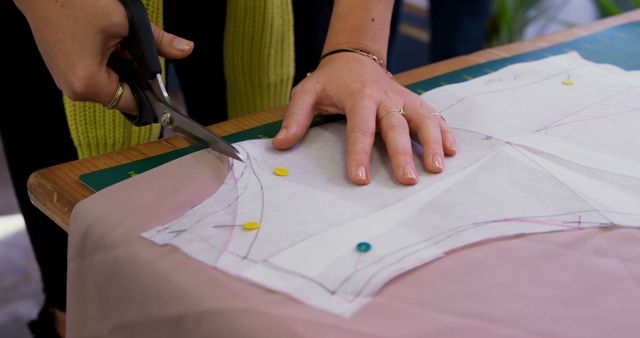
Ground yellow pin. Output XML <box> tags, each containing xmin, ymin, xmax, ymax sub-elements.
<box><xmin>273</xmin><ymin>167</ymin><xmax>289</xmax><ymax>176</ymax></box>
<box><xmin>562</xmin><ymin>79</ymin><xmax>574</xmax><ymax>86</ymax></box>
<box><xmin>242</xmin><ymin>222</ymin><xmax>261</xmax><ymax>231</ymax></box>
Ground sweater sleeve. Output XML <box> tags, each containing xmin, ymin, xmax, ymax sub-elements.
<box><xmin>224</xmin><ymin>0</ymin><xmax>294</xmax><ymax>119</ymax></box>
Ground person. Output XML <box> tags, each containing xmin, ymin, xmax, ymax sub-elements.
<box><xmin>16</xmin><ymin>0</ymin><xmax>456</xmax><ymax>183</ymax></box>
<box><xmin>6</xmin><ymin>0</ymin><xmax>456</xmax><ymax>336</ymax></box>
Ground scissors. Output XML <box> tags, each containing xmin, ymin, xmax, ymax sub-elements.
<box><xmin>108</xmin><ymin>0</ymin><xmax>243</xmax><ymax>162</ymax></box>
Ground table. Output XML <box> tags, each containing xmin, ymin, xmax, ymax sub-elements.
<box><xmin>27</xmin><ymin>10</ymin><xmax>640</xmax><ymax>231</ymax></box>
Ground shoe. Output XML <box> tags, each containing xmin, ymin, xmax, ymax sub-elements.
<box><xmin>28</xmin><ymin>306</ymin><xmax>62</xmax><ymax>338</ymax></box>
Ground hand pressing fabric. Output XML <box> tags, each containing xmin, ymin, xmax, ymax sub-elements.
<box><xmin>273</xmin><ymin>0</ymin><xmax>456</xmax><ymax>185</ymax></box>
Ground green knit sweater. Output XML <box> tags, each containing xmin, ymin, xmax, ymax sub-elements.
<box><xmin>65</xmin><ymin>0</ymin><xmax>294</xmax><ymax>159</ymax></box>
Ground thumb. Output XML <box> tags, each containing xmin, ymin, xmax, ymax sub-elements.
<box><xmin>272</xmin><ymin>86</ymin><xmax>317</xmax><ymax>150</ymax></box>
<box><xmin>151</xmin><ymin>24</ymin><xmax>194</xmax><ymax>59</ymax></box>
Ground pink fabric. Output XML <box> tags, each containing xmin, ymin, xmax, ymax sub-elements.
<box><xmin>68</xmin><ymin>150</ymin><xmax>640</xmax><ymax>338</ymax></box>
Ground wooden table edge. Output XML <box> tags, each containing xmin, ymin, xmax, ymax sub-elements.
<box><xmin>27</xmin><ymin>10</ymin><xmax>640</xmax><ymax>231</ymax></box>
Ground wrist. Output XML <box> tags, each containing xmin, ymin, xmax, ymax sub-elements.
<box><xmin>322</xmin><ymin>41</ymin><xmax>387</xmax><ymax>62</ymax></box>
<box><xmin>320</xmin><ymin>47</ymin><xmax>392</xmax><ymax>78</ymax></box>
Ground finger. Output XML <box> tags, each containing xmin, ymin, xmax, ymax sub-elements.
<box><xmin>379</xmin><ymin>109</ymin><xmax>418</xmax><ymax>185</ymax></box>
<box><xmin>64</xmin><ymin>60</ymin><xmax>138</xmax><ymax>113</ymax></box>
<box><xmin>346</xmin><ymin>101</ymin><xmax>377</xmax><ymax>185</ymax></box>
<box><xmin>272</xmin><ymin>84</ymin><xmax>317</xmax><ymax>150</ymax></box>
<box><xmin>440</xmin><ymin>118</ymin><xmax>457</xmax><ymax>156</ymax></box>
<box><xmin>405</xmin><ymin>100</ymin><xmax>445</xmax><ymax>173</ymax></box>
<box><xmin>151</xmin><ymin>24</ymin><xmax>194</xmax><ymax>59</ymax></box>
<box><xmin>100</xmin><ymin>67</ymin><xmax>137</xmax><ymax>113</ymax></box>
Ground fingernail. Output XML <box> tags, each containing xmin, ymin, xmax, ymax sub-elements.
<box><xmin>172</xmin><ymin>37</ymin><xmax>193</xmax><ymax>52</ymax></box>
<box><xmin>355</xmin><ymin>165</ymin><xmax>367</xmax><ymax>182</ymax></box>
<box><xmin>275</xmin><ymin>127</ymin><xmax>288</xmax><ymax>139</ymax></box>
<box><xmin>403</xmin><ymin>165</ymin><xmax>417</xmax><ymax>182</ymax></box>
<box><xmin>432</xmin><ymin>155</ymin><xmax>443</xmax><ymax>171</ymax></box>
<box><xmin>448</xmin><ymin>143</ymin><xmax>457</xmax><ymax>152</ymax></box>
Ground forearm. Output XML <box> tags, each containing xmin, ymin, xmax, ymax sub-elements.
<box><xmin>322</xmin><ymin>0</ymin><xmax>395</xmax><ymax>59</ymax></box>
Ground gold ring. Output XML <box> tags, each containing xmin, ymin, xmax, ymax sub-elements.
<box><xmin>103</xmin><ymin>81</ymin><xmax>125</xmax><ymax>109</ymax></box>
<box><xmin>431</xmin><ymin>112</ymin><xmax>446</xmax><ymax>122</ymax></box>
<box><xmin>378</xmin><ymin>108</ymin><xmax>406</xmax><ymax>122</ymax></box>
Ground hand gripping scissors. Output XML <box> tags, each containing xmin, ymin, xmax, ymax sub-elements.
<box><xmin>109</xmin><ymin>0</ymin><xmax>243</xmax><ymax>162</ymax></box>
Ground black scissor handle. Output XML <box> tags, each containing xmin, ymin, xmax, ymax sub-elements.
<box><xmin>108</xmin><ymin>54</ymin><xmax>157</xmax><ymax>126</ymax></box>
<box><xmin>118</xmin><ymin>0</ymin><xmax>161</xmax><ymax>80</ymax></box>
<box><xmin>107</xmin><ymin>0</ymin><xmax>161</xmax><ymax>125</ymax></box>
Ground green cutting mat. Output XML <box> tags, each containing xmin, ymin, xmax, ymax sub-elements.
<box><xmin>80</xmin><ymin>21</ymin><xmax>640</xmax><ymax>191</ymax></box>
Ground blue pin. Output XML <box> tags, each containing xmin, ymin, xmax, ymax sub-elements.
<box><xmin>356</xmin><ymin>241</ymin><xmax>372</xmax><ymax>253</ymax></box>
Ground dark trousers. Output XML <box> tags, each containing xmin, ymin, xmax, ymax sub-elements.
<box><xmin>430</xmin><ymin>0</ymin><xmax>494</xmax><ymax>62</ymax></box>
<box><xmin>1</xmin><ymin>2</ymin><xmax>76</xmax><ymax>311</ymax></box>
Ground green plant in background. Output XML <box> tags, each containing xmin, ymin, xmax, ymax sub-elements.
<box><xmin>594</xmin><ymin>0</ymin><xmax>640</xmax><ymax>16</ymax></box>
<box><xmin>487</xmin><ymin>0</ymin><xmax>548</xmax><ymax>46</ymax></box>
<box><xmin>487</xmin><ymin>0</ymin><xmax>640</xmax><ymax>47</ymax></box>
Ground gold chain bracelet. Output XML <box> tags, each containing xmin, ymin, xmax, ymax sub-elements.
<box><xmin>320</xmin><ymin>48</ymin><xmax>393</xmax><ymax>78</ymax></box>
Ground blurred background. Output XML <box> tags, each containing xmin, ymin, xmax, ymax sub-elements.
<box><xmin>390</xmin><ymin>0</ymin><xmax>639</xmax><ymax>72</ymax></box>
<box><xmin>1</xmin><ymin>0</ymin><xmax>638</xmax><ymax>336</ymax></box>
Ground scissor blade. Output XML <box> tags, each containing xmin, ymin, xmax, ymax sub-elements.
<box><xmin>170</xmin><ymin>111</ymin><xmax>244</xmax><ymax>162</ymax></box>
